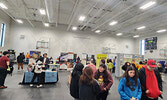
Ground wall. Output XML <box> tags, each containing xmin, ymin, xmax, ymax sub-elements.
<box><xmin>135</xmin><ymin>33</ymin><xmax>167</xmax><ymax>59</ymax></box>
<box><xmin>8</xmin><ymin>20</ymin><xmax>136</xmax><ymax>58</ymax></box>
<box><xmin>0</xmin><ymin>9</ymin><xmax>11</xmax><ymax>51</ymax></box>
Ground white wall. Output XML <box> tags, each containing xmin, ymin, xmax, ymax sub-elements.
<box><xmin>135</xmin><ymin>33</ymin><xmax>167</xmax><ymax>59</ymax></box>
<box><xmin>8</xmin><ymin>20</ymin><xmax>136</xmax><ymax>58</ymax></box>
<box><xmin>0</xmin><ymin>9</ymin><xmax>11</xmax><ymax>51</ymax></box>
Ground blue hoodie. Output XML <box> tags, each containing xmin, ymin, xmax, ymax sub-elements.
<box><xmin>118</xmin><ymin>77</ymin><xmax>142</xmax><ymax>100</ymax></box>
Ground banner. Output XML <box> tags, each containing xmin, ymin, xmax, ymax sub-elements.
<box><xmin>96</xmin><ymin>54</ymin><xmax>107</xmax><ymax>68</ymax></box>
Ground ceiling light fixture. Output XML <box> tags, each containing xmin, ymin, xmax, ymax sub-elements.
<box><xmin>95</xmin><ymin>30</ymin><xmax>101</xmax><ymax>33</ymax></box>
<box><xmin>140</xmin><ymin>1</ymin><xmax>156</xmax><ymax>10</ymax></box>
<box><xmin>72</xmin><ymin>26</ymin><xmax>77</xmax><ymax>31</ymax></box>
<box><xmin>16</xmin><ymin>19</ymin><xmax>23</xmax><ymax>24</ymax></box>
<box><xmin>0</xmin><ymin>2</ymin><xmax>8</xmax><ymax>9</ymax></box>
<box><xmin>44</xmin><ymin>23</ymin><xmax>49</xmax><ymax>27</ymax></box>
<box><xmin>79</xmin><ymin>16</ymin><xmax>86</xmax><ymax>21</ymax></box>
<box><xmin>116</xmin><ymin>33</ymin><xmax>123</xmax><ymax>36</ymax></box>
<box><xmin>39</xmin><ymin>9</ymin><xmax>46</xmax><ymax>15</ymax></box>
<box><xmin>109</xmin><ymin>21</ymin><xmax>118</xmax><ymax>26</ymax></box>
<box><xmin>157</xmin><ymin>29</ymin><xmax>166</xmax><ymax>33</ymax></box>
<box><xmin>137</xmin><ymin>26</ymin><xmax>146</xmax><ymax>30</ymax></box>
<box><xmin>133</xmin><ymin>35</ymin><xmax>140</xmax><ymax>38</ymax></box>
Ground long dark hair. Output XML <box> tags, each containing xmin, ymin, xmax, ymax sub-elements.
<box><xmin>72</xmin><ymin>63</ymin><xmax>84</xmax><ymax>78</ymax></box>
<box><xmin>123</xmin><ymin>66</ymin><xmax>138</xmax><ymax>90</ymax></box>
<box><xmin>80</xmin><ymin>67</ymin><xmax>94</xmax><ymax>85</ymax></box>
<box><xmin>95</xmin><ymin>64</ymin><xmax>109</xmax><ymax>83</ymax></box>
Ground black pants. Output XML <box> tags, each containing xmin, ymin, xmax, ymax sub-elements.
<box><xmin>96</xmin><ymin>90</ymin><xmax>109</xmax><ymax>100</ymax></box>
<box><xmin>31</xmin><ymin>73</ymin><xmax>41</xmax><ymax>85</ymax></box>
<box><xmin>0</xmin><ymin>67</ymin><xmax>7</xmax><ymax>86</ymax></box>
<box><xmin>145</xmin><ymin>97</ymin><xmax>158</xmax><ymax>100</ymax></box>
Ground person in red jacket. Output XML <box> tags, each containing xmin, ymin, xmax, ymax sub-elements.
<box><xmin>138</xmin><ymin>59</ymin><xmax>163</xmax><ymax>100</ymax></box>
<box><xmin>94</xmin><ymin>64</ymin><xmax>113</xmax><ymax>100</ymax></box>
<box><xmin>0</xmin><ymin>51</ymin><xmax>10</xmax><ymax>89</ymax></box>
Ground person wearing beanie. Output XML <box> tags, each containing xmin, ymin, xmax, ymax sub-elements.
<box><xmin>0</xmin><ymin>51</ymin><xmax>10</xmax><ymax>89</ymax></box>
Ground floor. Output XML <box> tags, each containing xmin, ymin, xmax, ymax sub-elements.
<box><xmin>0</xmin><ymin>64</ymin><xmax>167</xmax><ymax>100</ymax></box>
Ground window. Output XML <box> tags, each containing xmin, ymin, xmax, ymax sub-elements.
<box><xmin>0</xmin><ymin>23</ymin><xmax>6</xmax><ymax>47</ymax></box>
<box><xmin>140</xmin><ymin>39</ymin><xmax>145</xmax><ymax>55</ymax></box>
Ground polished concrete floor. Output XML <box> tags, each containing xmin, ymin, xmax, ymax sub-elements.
<box><xmin>0</xmin><ymin>64</ymin><xmax>167</xmax><ymax>100</ymax></box>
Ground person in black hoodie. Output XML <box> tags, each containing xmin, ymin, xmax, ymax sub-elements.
<box><xmin>17</xmin><ymin>53</ymin><xmax>25</xmax><ymax>71</ymax></box>
<box><xmin>70</xmin><ymin>63</ymin><xmax>84</xmax><ymax>100</ymax></box>
<box><xmin>122</xmin><ymin>62</ymin><xmax>130</xmax><ymax>71</ymax></box>
<box><xmin>79</xmin><ymin>67</ymin><xmax>101</xmax><ymax>100</ymax></box>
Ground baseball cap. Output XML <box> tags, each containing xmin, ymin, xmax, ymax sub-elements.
<box><xmin>147</xmin><ymin>59</ymin><xmax>157</xmax><ymax>67</ymax></box>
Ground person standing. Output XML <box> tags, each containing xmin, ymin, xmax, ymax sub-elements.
<box><xmin>107</xmin><ymin>59</ymin><xmax>113</xmax><ymax>73</ymax></box>
<box><xmin>17</xmin><ymin>53</ymin><xmax>25</xmax><ymax>71</ymax></box>
<box><xmin>118</xmin><ymin>66</ymin><xmax>142</xmax><ymax>100</ymax></box>
<box><xmin>0</xmin><ymin>51</ymin><xmax>10</xmax><ymax>89</ymax></box>
<box><xmin>70</xmin><ymin>63</ymin><xmax>84</xmax><ymax>100</ymax></box>
<box><xmin>87</xmin><ymin>59</ymin><xmax>97</xmax><ymax>76</ymax></box>
<box><xmin>94</xmin><ymin>64</ymin><xmax>113</xmax><ymax>100</ymax></box>
<box><xmin>36</xmin><ymin>53</ymin><xmax>50</xmax><ymax>69</ymax></box>
<box><xmin>138</xmin><ymin>59</ymin><xmax>163</xmax><ymax>100</ymax></box>
<box><xmin>79</xmin><ymin>67</ymin><xmax>101</xmax><ymax>100</ymax></box>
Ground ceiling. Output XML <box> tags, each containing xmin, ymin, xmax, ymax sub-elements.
<box><xmin>1</xmin><ymin>0</ymin><xmax>167</xmax><ymax>37</ymax></box>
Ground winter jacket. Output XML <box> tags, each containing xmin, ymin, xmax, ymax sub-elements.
<box><xmin>118</xmin><ymin>77</ymin><xmax>142</xmax><ymax>100</ymax></box>
<box><xmin>138</xmin><ymin>67</ymin><xmax>163</xmax><ymax>99</ymax></box>
<box><xmin>17</xmin><ymin>55</ymin><xmax>25</xmax><ymax>63</ymax></box>
<box><xmin>79</xmin><ymin>80</ymin><xmax>101</xmax><ymax>100</ymax></box>
<box><xmin>70</xmin><ymin>63</ymin><xmax>84</xmax><ymax>99</ymax></box>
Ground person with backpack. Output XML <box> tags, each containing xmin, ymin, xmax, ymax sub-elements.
<box><xmin>70</xmin><ymin>63</ymin><xmax>84</xmax><ymax>100</ymax></box>
<box><xmin>94</xmin><ymin>64</ymin><xmax>113</xmax><ymax>100</ymax></box>
<box><xmin>79</xmin><ymin>67</ymin><xmax>101</xmax><ymax>100</ymax></box>
<box><xmin>118</xmin><ymin>66</ymin><xmax>142</xmax><ymax>100</ymax></box>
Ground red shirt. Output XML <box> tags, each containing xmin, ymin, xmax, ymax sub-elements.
<box><xmin>144</xmin><ymin>66</ymin><xmax>161</xmax><ymax>98</ymax></box>
<box><xmin>0</xmin><ymin>56</ymin><xmax>9</xmax><ymax>69</ymax></box>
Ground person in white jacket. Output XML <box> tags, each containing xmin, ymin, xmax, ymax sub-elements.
<box><xmin>29</xmin><ymin>57</ymin><xmax>43</xmax><ymax>88</ymax></box>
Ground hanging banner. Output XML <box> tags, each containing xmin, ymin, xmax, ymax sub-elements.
<box><xmin>96</xmin><ymin>54</ymin><xmax>107</xmax><ymax>68</ymax></box>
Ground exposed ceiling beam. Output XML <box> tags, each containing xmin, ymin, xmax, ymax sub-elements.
<box><xmin>44</xmin><ymin>0</ymin><xmax>54</xmax><ymax>23</ymax></box>
<box><xmin>80</xmin><ymin>0</ymin><xmax>114</xmax><ymax>30</ymax></box>
<box><xmin>91</xmin><ymin>0</ymin><xmax>144</xmax><ymax>31</ymax></box>
<box><xmin>67</xmin><ymin>0</ymin><xmax>81</xmax><ymax>31</ymax></box>
<box><xmin>55</xmin><ymin>0</ymin><xmax>60</xmax><ymax>27</ymax></box>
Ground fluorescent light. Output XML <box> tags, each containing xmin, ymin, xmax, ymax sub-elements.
<box><xmin>44</xmin><ymin>23</ymin><xmax>49</xmax><ymax>27</ymax></box>
<box><xmin>79</xmin><ymin>16</ymin><xmax>86</xmax><ymax>21</ymax></box>
<box><xmin>109</xmin><ymin>21</ymin><xmax>118</xmax><ymax>26</ymax></box>
<box><xmin>16</xmin><ymin>19</ymin><xmax>23</xmax><ymax>24</ymax></box>
<box><xmin>0</xmin><ymin>2</ymin><xmax>8</xmax><ymax>9</ymax></box>
<box><xmin>137</xmin><ymin>26</ymin><xmax>146</xmax><ymax>30</ymax></box>
<box><xmin>133</xmin><ymin>35</ymin><xmax>140</xmax><ymax>38</ymax></box>
<box><xmin>140</xmin><ymin>1</ymin><xmax>156</xmax><ymax>10</ymax></box>
<box><xmin>157</xmin><ymin>29</ymin><xmax>166</xmax><ymax>33</ymax></box>
<box><xmin>116</xmin><ymin>33</ymin><xmax>123</xmax><ymax>36</ymax></box>
<box><xmin>72</xmin><ymin>26</ymin><xmax>77</xmax><ymax>31</ymax></box>
<box><xmin>95</xmin><ymin>30</ymin><xmax>101</xmax><ymax>33</ymax></box>
<box><xmin>39</xmin><ymin>9</ymin><xmax>46</xmax><ymax>15</ymax></box>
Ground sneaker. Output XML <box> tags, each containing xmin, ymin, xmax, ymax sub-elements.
<box><xmin>37</xmin><ymin>85</ymin><xmax>42</xmax><ymax>88</ymax></box>
<box><xmin>30</xmin><ymin>84</ymin><xmax>33</xmax><ymax>87</ymax></box>
<box><xmin>0</xmin><ymin>86</ymin><xmax>7</xmax><ymax>89</ymax></box>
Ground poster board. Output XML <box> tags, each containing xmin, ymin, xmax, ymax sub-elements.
<box><xmin>96</xmin><ymin>54</ymin><xmax>107</xmax><ymax>68</ymax></box>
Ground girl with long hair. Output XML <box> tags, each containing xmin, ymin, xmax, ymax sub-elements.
<box><xmin>79</xmin><ymin>67</ymin><xmax>101</xmax><ymax>100</ymax></box>
<box><xmin>94</xmin><ymin>64</ymin><xmax>113</xmax><ymax>100</ymax></box>
<box><xmin>118</xmin><ymin>66</ymin><xmax>142</xmax><ymax>100</ymax></box>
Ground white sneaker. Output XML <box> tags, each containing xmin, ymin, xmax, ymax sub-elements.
<box><xmin>30</xmin><ymin>84</ymin><xmax>33</xmax><ymax>87</ymax></box>
<box><xmin>37</xmin><ymin>84</ymin><xmax>42</xmax><ymax>88</ymax></box>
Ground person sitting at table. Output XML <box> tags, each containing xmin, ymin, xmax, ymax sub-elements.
<box><xmin>27</xmin><ymin>56</ymin><xmax>36</xmax><ymax>72</ymax></box>
<box><xmin>30</xmin><ymin>61</ymin><xmax>43</xmax><ymax>88</ymax></box>
<box><xmin>36</xmin><ymin>53</ymin><xmax>50</xmax><ymax>70</ymax></box>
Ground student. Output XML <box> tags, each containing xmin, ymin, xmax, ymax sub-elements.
<box><xmin>0</xmin><ymin>51</ymin><xmax>10</xmax><ymax>89</ymax></box>
<box><xmin>79</xmin><ymin>67</ymin><xmax>101</xmax><ymax>100</ymax></box>
<box><xmin>17</xmin><ymin>53</ymin><xmax>25</xmax><ymax>71</ymax></box>
<box><xmin>118</xmin><ymin>66</ymin><xmax>142</xmax><ymax>100</ymax></box>
<box><xmin>30</xmin><ymin>61</ymin><xmax>43</xmax><ymax>88</ymax></box>
<box><xmin>122</xmin><ymin>62</ymin><xmax>130</xmax><ymax>71</ymax></box>
<box><xmin>87</xmin><ymin>59</ymin><xmax>97</xmax><ymax>76</ymax></box>
<box><xmin>138</xmin><ymin>59</ymin><xmax>163</xmax><ymax>100</ymax></box>
<box><xmin>107</xmin><ymin>59</ymin><xmax>113</xmax><ymax>73</ymax></box>
<box><xmin>137</xmin><ymin>61</ymin><xmax>143</xmax><ymax>70</ymax></box>
<box><xmin>70</xmin><ymin>63</ymin><xmax>84</xmax><ymax>100</ymax></box>
<box><xmin>94</xmin><ymin>64</ymin><xmax>113</xmax><ymax>100</ymax></box>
